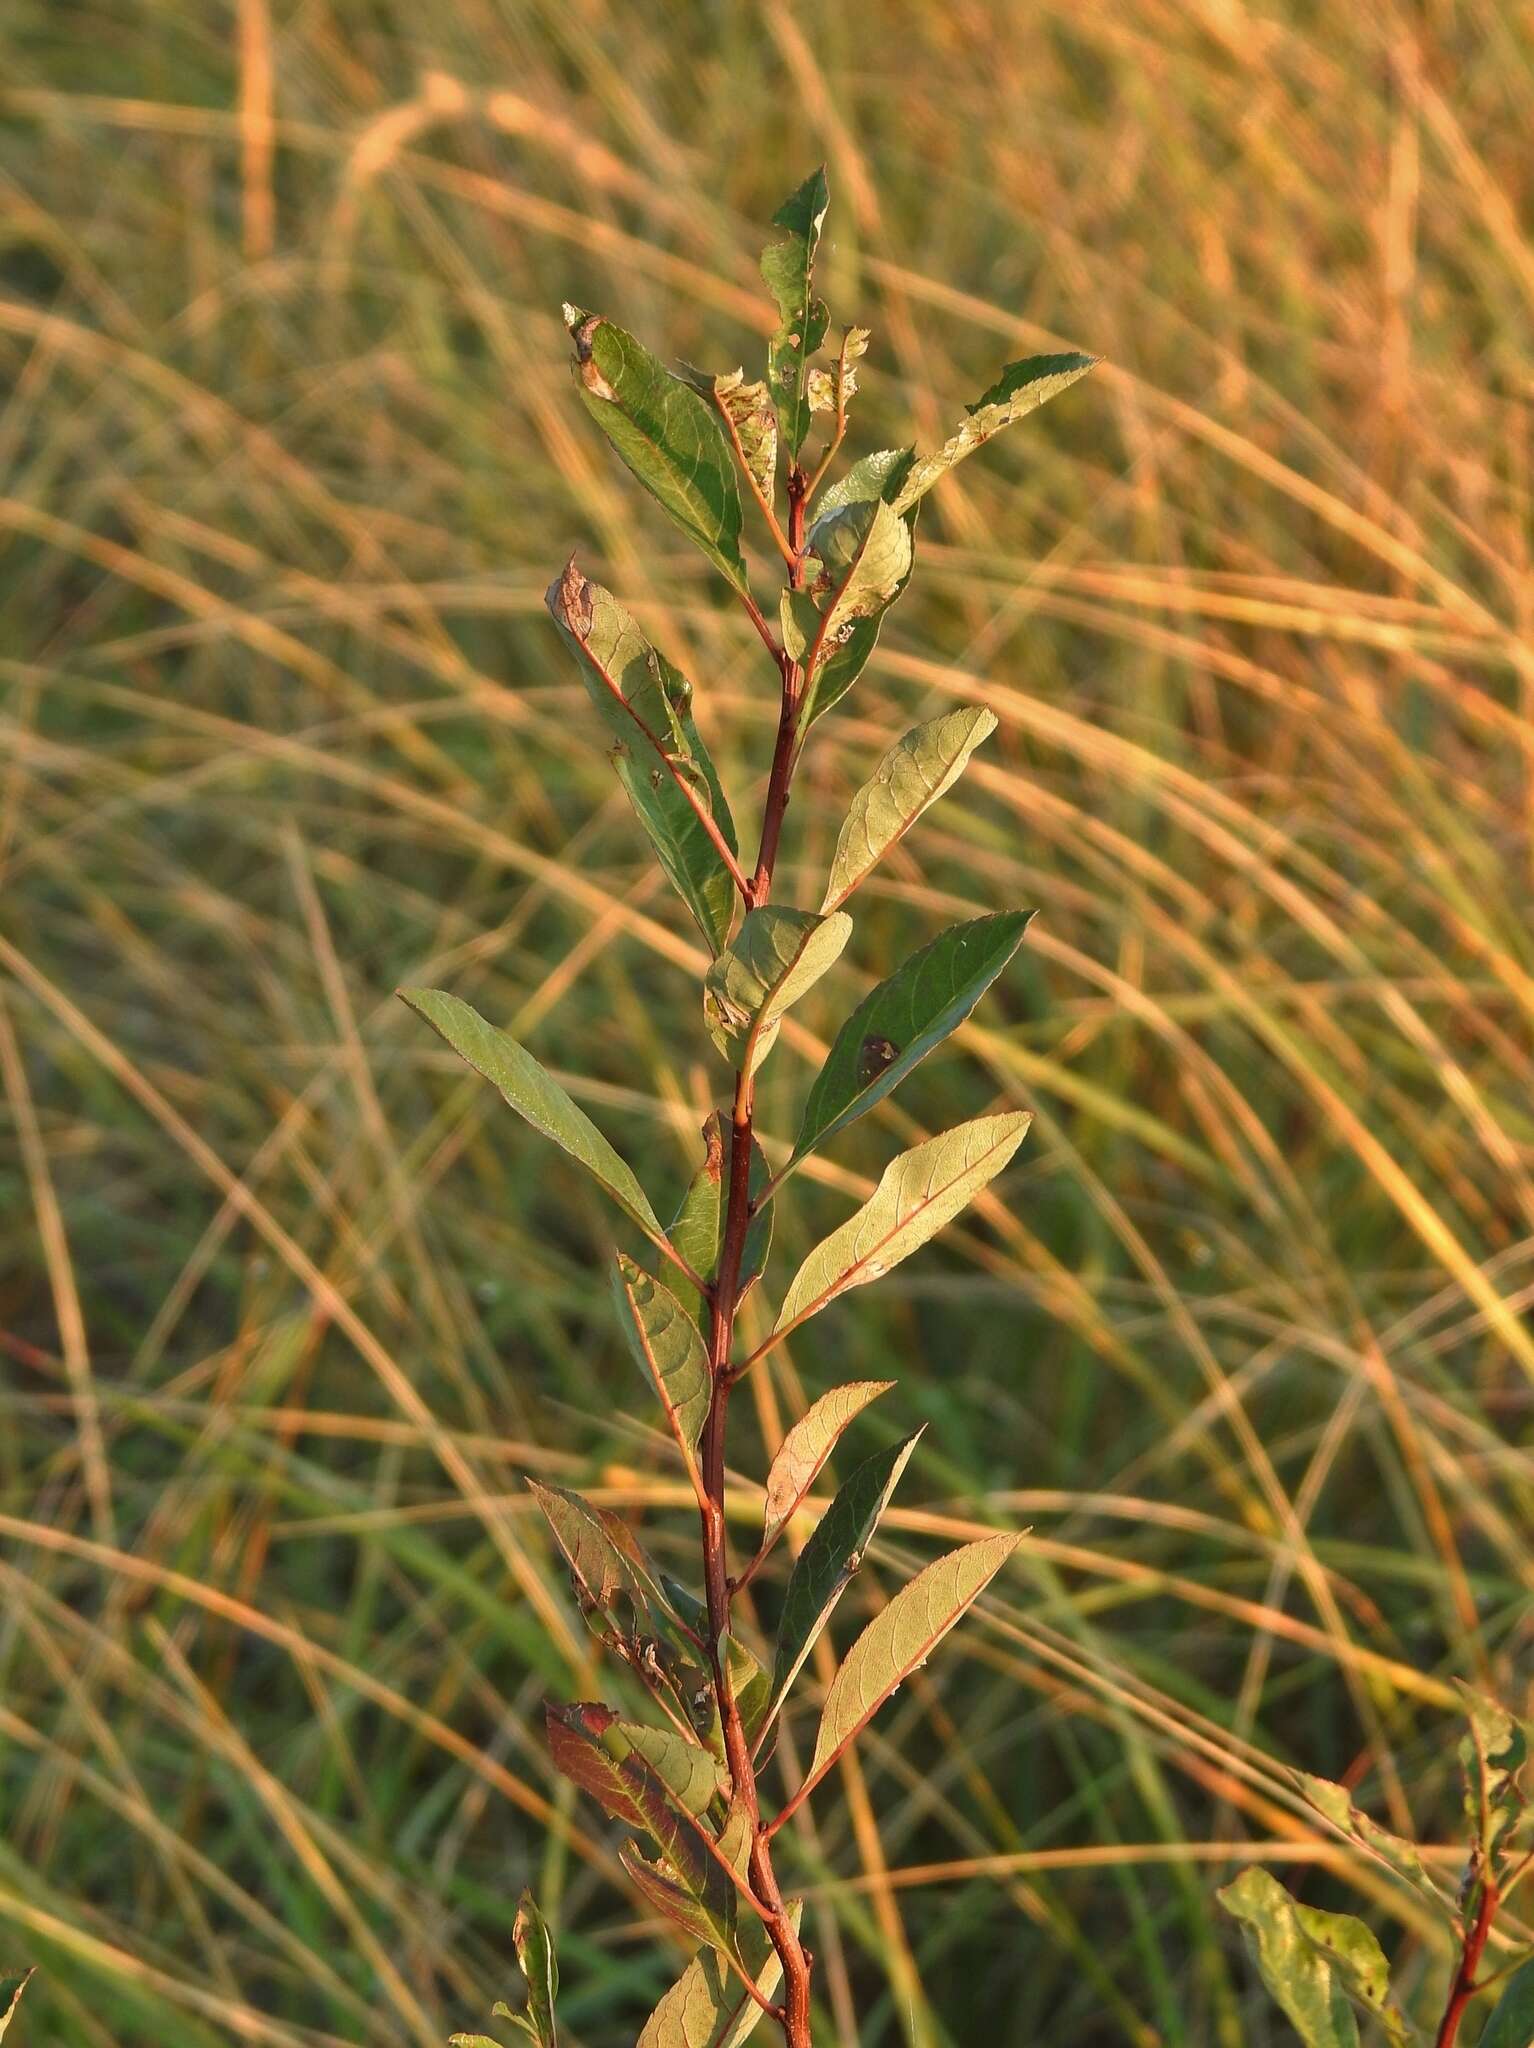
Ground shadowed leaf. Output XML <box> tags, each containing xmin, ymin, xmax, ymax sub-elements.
<box><xmin>793</xmin><ymin>914</ymin><xmax>1033</xmax><ymax>1165</ymax></box>
<box><xmin>1457</xmin><ymin>1685</ymin><xmax>1528</xmax><ymax>1864</ymax></box>
<box><xmin>668</xmin><ymin>1114</ymin><xmax>773</xmax><ymax>1325</ymax></box>
<box><xmin>527</xmin><ymin>1481</ymin><xmax>652</xmax><ymax>1630</ymax></box>
<box><xmin>774</xmin><ymin>1113</ymin><xmax>1032</xmax><ymax>1335</ymax></box>
<box><xmin>564</xmin><ymin>308</ymin><xmax>748</xmax><ymax>592</ymax></box>
<box><xmin>890</xmin><ymin>352</ymin><xmax>1098</xmax><ymax>512</ymax></box>
<box><xmin>511</xmin><ymin>1890</ymin><xmax>558</xmax><ymax>2048</ymax></box>
<box><xmin>399</xmin><ymin>989</ymin><xmax>663</xmax><ymax>1238</ymax></box>
<box><xmin>638</xmin><ymin>1905</ymin><xmax>802</xmax><ymax>2048</ymax></box>
<box><xmin>680</xmin><ymin>365</ymin><xmax>778</xmax><ymax>505</ymax></box>
<box><xmin>546</xmin><ymin>563</ymin><xmax>740</xmax><ymax>953</ymax></box>
<box><xmin>762</xmin><ymin>1380</ymin><xmax>895</xmax><ymax>1547</ymax></box>
<box><xmin>821</xmin><ymin>707</ymin><xmax>998</xmax><ymax>910</ymax></box>
<box><xmin>612</xmin><ymin>1255</ymin><xmax>710</xmax><ymax>1473</ymax></box>
<box><xmin>609</xmin><ymin>1719</ymin><xmax>725</xmax><ymax>1819</ymax></box>
<box><xmin>0</xmin><ymin>1974</ymin><xmax>31</xmax><ymax>2043</ymax></box>
<box><xmin>1481</xmin><ymin>1957</ymin><xmax>1534</xmax><ymax>2048</ymax></box>
<box><xmin>703</xmin><ymin>907</ymin><xmax>852</xmax><ymax>1073</ymax></box>
<box><xmin>761</xmin><ymin>167</ymin><xmax>829</xmax><ymax>457</ymax></box>
<box><xmin>766</xmin><ymin>1429</ymin><xmax>923</xmax><ymax>1722</ymax></box>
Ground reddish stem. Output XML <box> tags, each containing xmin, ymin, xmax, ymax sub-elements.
<box><xmin>1434</xmin><ymin>1871</ymin><xmax>1498</xmax><ymax>2048</ymax></box>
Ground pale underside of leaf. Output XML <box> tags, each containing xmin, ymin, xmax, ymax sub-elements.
<box><xmin>890</xmin><ymin>351</ymin><xmax>1098</xmax><ymax>514</ymax></box>
<box><xmin>820</xmin><ymin>706</ymin><xmax>998</xmax><ymax>911</ymax></box>
<box><xmin>761</xmin><ymin>1379</ymin><xmax>895</xmax><ymax>1545</ymax></box>
<box><xmin>638</xmin><ymin>1904</ymin><xmax>802</xmax><ymax>2048</ymax></box>
<box><xmin>807</xmin><ymin>1533</ymin><xmax>1021</xmax><ymax>1777</ymax></box>
<box><xmin>773</xmin><ymin>1112</ymin><xmax>1032</xmax><ymax>1334</ymax></box>
<box><xmin>566</xmin><ymin>309</ymin><xmax>749</xmax><ymax>593</ymax></box>
<box><xmin>399</xmin><ymin>988</ymin><xmax>663</xmax><ymax>1238</ymax></box>
<box><xmin>613</xmin><ymin>1254</ymin><xmax>711</xmax><ymax>1471</ymax></box>
<box><xmin>766</xmin><ymin>1429</ymin><xmax>923</xmax><ymax>1725</ymax></box>
<box><xmin>681</xmin><ymin>365</ymin><xmax>778</xmax><ymax>505</ymax></box>
<box><xmin>792</xmin><ymin>913</ymin><xmax>1033</xmax><ymax>1167</ymax></box>
<box><xmin>702</xmin><ymin>906</ymin><xmax>852</xmax><ymax>1073</ymax></box>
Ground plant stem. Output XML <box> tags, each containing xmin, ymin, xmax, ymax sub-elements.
<box><xmin>696</xmin><ymin>471</ymin><xmax>816</xmax><ymax>2043</ymax></box>
<box><xmin>1434</xmin><ymin>1870</ymin><xmax>1498</xmax><ymax>2048</ymax></box>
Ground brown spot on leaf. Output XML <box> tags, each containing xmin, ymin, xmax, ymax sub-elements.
<box><xmin>857</xmin><ymin>1034</ymin><xmax>900</xmax><ymax>1086</ymax></box>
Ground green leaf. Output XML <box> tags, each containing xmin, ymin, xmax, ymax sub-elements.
<box><xmin>767</xmin><ymin>1429</ymin><xmax>923</xmax><ymax>1722</ymax></box>
<box><xmin>546</xmin><ymin>1703</ymin><xmax>718</xmax><ymax>1920</ymax></box>
<box><xmin>820</xmin><ymin>707</ymin><xmax>999</xmax><ymax>910</ymax></box>
<box><xmin>798</xmin><ymin>452</ymin><xmax>919</xmax><ymax>729</ymax></box>
<box><xmin>807</xmin><ymin>448</ymin><xmax>914</xmax><ymax>541</ymax></box>
<box><xmin>793</xmin><ymin>914</ymin><xmax>1033</xmax><ymax>1166</ymax></box>
<box><xmin>761</xmin><ymin>167</ymin><xmax>830</xmax><ymax>458</ymax></box>
<box><xmin>702</xmin><ymin>906</ymin><xmax>852</xmax><ymax>1074</ymax></box>
<box><xmin>890</xmin><ymin>352</ymin><xmax>1098</xmax><ymax>513</ymax></box>
<box><xmin>612</xmin><ymin>1255</ymin><xmax>711</xmax><ymax>1475</ymax></box>
<box><xmin>820</xmin><ymin>500</ymin><xmax>913</xmax><ymax>644</ymax></box>
<box><xmin>621</xmin><ymin>1841</ymin><xmax>730</xmax><ymax>1954</ymax></box>
<box><xmin>637</xmin><ymin>1904</ymin><xmax>802</xmax><ymax>2048</ymax></box>
<box><xmin>527</xmin><ymin>1480</ymin><xmax>652</xmax><ymax>1630</ymax></box>
<box><xmin>762</xmin><ymin>1380</ymin><xmax>895</xmax><ymax>1548</ymax></box>
<box><xmin>564</xmin><ymin>308</ymin><xmax>748</xmax><ymax>593</ymax></box>
<box><xmin>1458</xmin><ymin>1685</ymin><xmax>1528</xmax><ymax>1865</ymax></box>
<box><xmin>450</xmin><ymin>2035</ymin><xmax>514</xmax><ymax>2047</ymax></box>
<box><xmin>1294</xmin><ymin>1771</ymin><xmax>1450</xmax><ymax>1916</ymax></box>
<box><xmin>680</xmin><ymin>366</ymin><xmax>778</xmax><ymax>506</ymax></box>
<box><xmin>807</xmin><ymin>1533</ymin><xmax>1020</xmax><ymax>1777</ymax></box>
<box><xmin>668</xmin><ymin>1114</ymin><xmax>773</xmax><ymax>1325</ymax></box>
<box><xmin>607</xmin><ymin>1719</ymin><xmax>725</xmax><ymax>1820</ymax></box>
<box><xmin>774</xmin><ymin>1112</ymin><xmax>1033</xmax><ymax>1335</ymax></box>
<box><xmin>512</xmin><ymin>1890</ymin><xmax>558</xmax><ymax>2048</ymax></box>
<box><xmin>1481</xmin><ymin>1956</ymin><xmax>1534</xmax><ymax>2048</ymax></box>
<box><xmin>0</xmin><ymin>1973</ymin><xmax>32</xmax><ymax>2043</ymax></box>
<box><xmin>546</xmin><ymin>563</ymin><xmax>740</xmax><ymax>954</ymax></box>
<box><xmin>399</xmin><ymin>989</ymin><xmax>663</xmax><ymax>1240</ymax></box>
<box><xmin>1218</xmin><ymin>1868</ymin><xmax>1406</xmax><ymax>2047</ymax></box>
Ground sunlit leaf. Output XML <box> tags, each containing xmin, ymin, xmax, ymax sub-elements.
<box><xmin>621</xmin><ymin>1840</ymin><xmax>730</xmax><ymax>1953</ymax></box>
<box><xmin>797</xmin><ymin>450</ymin><xmax>918</xmax><ymax>727</ymax></box>
<box><xmin>546</xmin><ymin>562</ymin><xmax>740</xmax><ymax>953</ymax></box>
<box><xmin>1218</xmin><ymin>1868</ymin><xmax>1407</xmax><ymax>2047</ymax></box>
<box><xmin>399</xmin><ymin>989</ymin><xmax>663</xmax><ymax>1238</ymax></box>
<box><xmin>668</xmin><ymin>1113</ymin><xmax>772</xmax><ymax>1326</ymax></box>
<box><xmin>890</xmin><ymin>352</ymin><xmax>1098</xmax><ymax>513</ymax></box>
<box><xmin>793</xmin><ymin>914</ymin><xmax>1032</xmax><ymax>1166</ymax></box>
<box><xmin>807</xmin><ymin>1533</ymin><xmax>1021</xmax><ymax>1777</ymax></box>
<box><xmin>1294</xmin><ymin>1772</ymin><xmax>1450</xmax><ymax>1916</ymax></box>
<box><xmin>564</xmin><ymin>308</ymin><xmax>748</xmax><ymax>593</ymax></box>
<box><xmin>762</xmin><ymin>1380</ymin><xmax>895</xmax><ymax>1548</ymax></box>
<box><xmin>766</xmin><ymin>1429</ymin><xmax>923</xmax><ymax>1722</ymax></box>
<box><xmin>774</xmin><ymin>1113</ymin><xmax>1032</xmax><ymax>1336</ymax></box>
<box><xmin>1457</xmin><ymin>1685</ymin><xmax>1528</xmax><ymax>1865</ymax></box>
<box><xmin>1481</xmin><ymin>1956</ymin><xmax>1534</xmax><ymax>2048</ymax></box>
<box><xmin>702</xmin><ymin>906</ymin><xmax>852</xmax><ymax>1074</ymax></box>
<box><xmin>512</xmin><ymin>1890</ymin><xmax>558</xmax><ymax>2048</ymax></box>
<box><xmin>527</xmin><ymin>1480</ymin><xmax>652</xmax><ymax>1631</ymax></box>
<box><xmin>612</xmin><ymin>1254</ymin><xmax>711</xmax><ymax>1473</ymax></box>
<box><xmin>680</xmin><ymin>365</ymin><xmax>778</xmax><ymax>506</ymax></box>
<box><xmin>820</xmin><ymin>707</ymin><xmax>999</xmax><ymax>911</ymax></box>
<box><xmin>637</xmin><ymin>1905</ymin><xmax>801</xmax><ymax>2048</ymax></box>
<box><xmin>760</xmin><ymin>167</ymin><xmax>829</xmax><ymax>458</ymax></box>
<box><xmin>0</xmin><ymin>1974</ymin><xmax>31</xmax><ymax>2044</ymax></box>
<box><xmin>608</xmin><ymin>1719</ymin><xmax>725</xmax><ymax>1820</ymax></box>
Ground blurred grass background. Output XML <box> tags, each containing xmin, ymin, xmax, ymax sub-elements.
<box><xmin>2</xmin><ymin>1</ymin><xmax>1532</xmax><ymax>2042</ymax></box>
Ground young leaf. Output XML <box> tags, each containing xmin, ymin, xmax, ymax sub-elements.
<box><xmin>773</xmin><ymin>1112</ymin><xmax>1032</xmax><ymax>1337</ymax></box>
<box><xmin>564</xmin><ymin>308</ymin><xmax>748</xmax><ymax>594</ymax></box>
<box><xmin>762</xmin><ymin>1380</ymin><xmax>895</xmax><ymax>1548</ymax></box>
<box><xmin>612</xmin><ymin>1255</ymin><xmax>711</xmax><ymax>1474</ymax></box>
<box><xmin>760</xmin><ymin>166</ymin><xmax>830</xmax><ymax>458</ymax></box>
<box><xmin>512</xmin><ymin>1890</ymin><xmax>558</xmax><ymax>2048</ymax></box>
<box><xmin>637</xmin><ymin>1904</ymin><xmax>802</xmax><ymax>2048</ymax></box>
<box><xmin>806</xmin><ymin>1532</ymin><xmax>1021</xmax><ymax>1778</ymax></box>
<box><xmin>702</xmin><ymin>906</ymin><xmax>852</xmax><ymax>1074</ymax></box>
<box><xmin>546</xmin><ymin>563</ymin><xmax>740</xmax><ymax>954</ymax></box>
<box><xmin>668</xmin><ymin>1114</ymin><xmax>773</xmax><ymax>1325</ymax></box>
<box><xmin>680</xmin><ymin>366</ymin><xmax>778</xmax><ymax>507</ymax></box>
<box><xmin>0</xmin><ymin>1974</ymin><xmax>31</xmax><ymax>2044</ymax></box>
<box><xmin>890</xmin><ymin>351</ymin><xmax>1098</xmax><ymax>514</ymax></box>
<box><xmin>399</xmin><ymin>989</ymin><xmax>663</xmax><ymax>1239</ymax></box>
<box><xmin>1218</xmin><ymin>1868</ymin><xmax>1406</xmax><ymax>2047</ymax></box>
<box><xmin>1458</xmin><ymin>1685</ymin><xmax>1528</xmax><ymax>1865</ymax></box>
<box><xmin>792</xmin><ymin>914</ymin><xmax>1033</xmax><ymax>1166</ymax></box>
<box><xmin>1480</xmin><ymin>1956</ymin><xmax>1534</xmax><ymax>2048</ymax></box>
<box><xmin>798</xmin><ymin>450</ymin><xmax>919</xmax><ymax>729</ymax></box>
<box><xmin>766</xmin><ymin>1429</ymin><xmax>923</xmax><ymax>1722</ymax></box>
<box><xmin>820</xmin><ymin>707</ymin><xmax>999</xmax><ymax>911</ymax></box>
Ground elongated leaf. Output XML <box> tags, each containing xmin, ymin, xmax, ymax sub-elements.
<box><xmin>448</xmin><ymin>2035</ymin><xmax>509</xmax><ymax>2047</ymax></box>
<box><xmin>890</xmin><ymin>352</ymin><xmax>1098</xmax><ymax>513</ymax></box>
<box><xmin>612</xmin><ymin>1255</ymin><xmax>710</xmax><ymax>1470</ymax></box>
<box><xmin>512</xmin><ymin>1891</ymin><xmax>558</xmax><ymax>2048</ymax></box>
<box><xmin>1294</xmin><ymin>1772</ymin><xmax>1449</xmax><ymax>1915</ymax></box>
<box><xmin>767</xmin><ymin>1429</ymin><xmax>923</xmax><ymax>1721</ymax></box>
<box><xmin>565</xmin><ymin>308</ymin><xmax>748</xmax><ymax>593</ymax></box>
<box><xmin>798</xmin><ymin>452</ymin><xmax>919</xmax><ymax>728</ymax></box>
<box><xmin>399</xmin><ymin>989</ymin><xmax>663</xmax><ymax>1238</ymax></box>
<box><xmin>806</xmin><ymin>448</ymin><xmax>913</xmax><ymax>553</ymax></box>
<box><xmin>1481</xmin><ymin>1956</ymin><xmax>1534</xmax><ymax>2048</ymax></box>
<box><xmin>546</xmin><ymin>1703</ymin><xmax>717</xmax><ymax>1918</ymax></box>
<box><xmin>638</xmin><ymin>1904</ymin><xmax>801</xmax><ymax>2048</ymax></box>
<box><xmin>0</xmin><ymin>1975</ymin><xmax>31</xmax><ymax>2044</ymax></box>
<box><xmin>608</xmin><ymin>1720</ymin><xmax>725</xmax><ymax>1820</ymax></box>
<box><xmin>793</xmin><ymin>914</ymin><xmax>1032</xmax><ymax>1166</ymax></box>
<box><xmin>621</xmin><ymin>1841</ymin><xmax>728</xmax><ymax>1953</ymax></box>
<box><xmin>762</xmin><ymin>1380</ymin><xmax>895</xmax><ymax>1547</ymax></box>
<box><xmin>821</xmin><ymin>708</ymin><xmax>998</xmax><ymax>911</ymax></box>
<box><xmin>547</xmin><ymin>563</ymin><xmax>739</xmax><ymax>953</ymax></box>
<box><xmin>702</xmin><ymin>906</ymin><xmax>852</xmax><ymax>1073</ymax></box>
<box><xmin>820</xmin><ymin>500</ymin><xmax>913</xmax><ymax>646</ymax></box>
<box><xmin>774</xmin><ymin>1112</ymin><xmax>1032</xmax><ymax>1335</ymax></box>
<box><xmin>1458</xmin><ymin>1685</ymin><xmax>1528</xmax><ymax>1864</ymax></box>
<box><xmin>807</xmin><ymin>1533</ymin><xmax>1020</xmax><ymax>1776</ymax></box>
<box><xmin>761</xmin><ymin>166</ymin><xmax>829</xmax><ymax>458</ymax></box>
<box><xmin>1219</xmin><ymin>1868</ymin><xmax>1407</xmax><ymax>2047</ymax></box>
<box><xmin>668</xmin><ymin>1114</ymin><xmax>773</xmax><ymax>1325</ymax></box>
<box><xmin>680</xmin><ymin>366</ymin><xmax>778</xmax><ymax>505</ymax></box>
